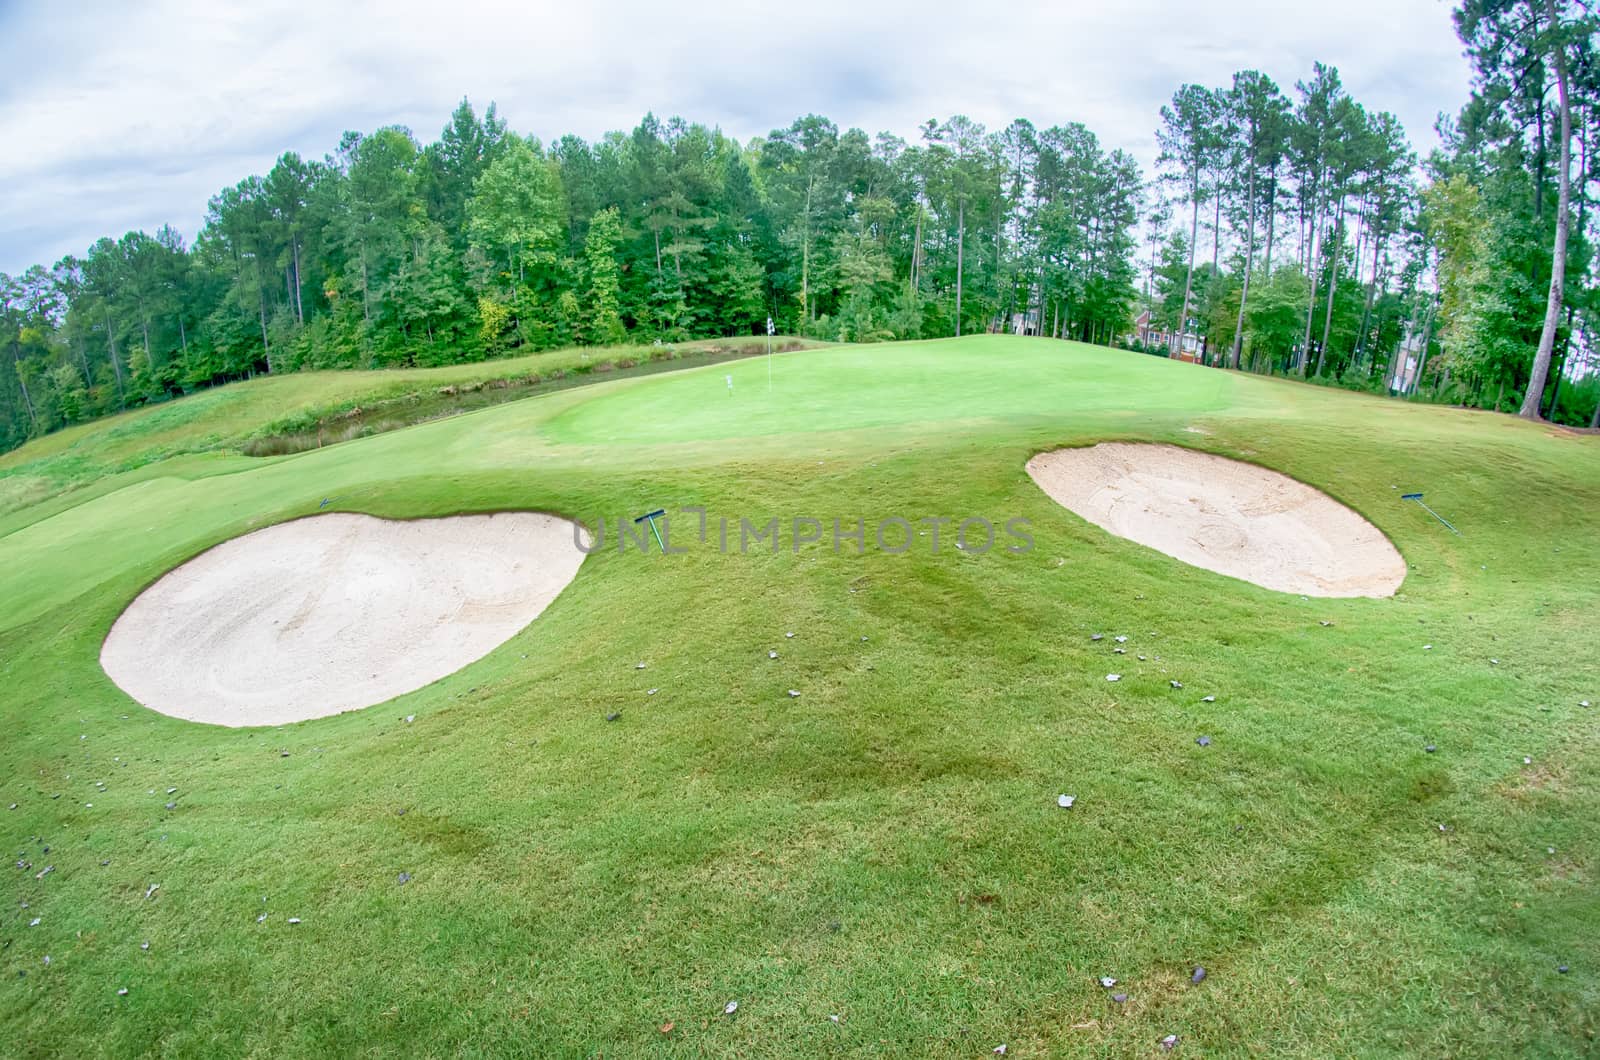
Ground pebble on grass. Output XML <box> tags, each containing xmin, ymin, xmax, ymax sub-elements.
<box><xmin>1160</xmin><ymin>1035</ymin><xmax>1179</xmax><ymax>1051</ymax></box>
<box><xmin>1425</xmin><ymin>744</ymin><xmax>1437</xmax><ymax>753</ymax></box>
<box><xmin>287</xmin><ymin>917</ymin><xmax>302</xmax><ymax>925</ymax></box>
<box><xmin>1115</xmin><ymin>635</ymin><xmax>1128</xmax><ymax>643</ymax></box>
<box><xmin>118</xmin><ymin>988</ymin><xmax>128</xmax><ymax>996</ymax></box>
<box><xmin>1201</xmin><ymin>695</ymin><xmax>1215</xmax><ymax>703</ymax></box>
<box><xmin>1091</xmin><ymin>634</ymin><xmax>1104</xmax><ymax>641</ymax></box>
<box><xmin>788</xmin><ymin>690</ymin><xmax>801</xmax><ymax>698</ymax></box>
<box><xmin>1170</xmin><ymin>681</ymin><xmax>1183</xmax><ymax>689</ymax></box>
<box><xmin>1099</xmin><ymin>976</ymin><xmax>1116</xmax><ymax>988</ymax></box>
<box><xmin>769</xmin><ymin>651</ymin><xmax>778</xmax><ymax>659</ymax></box>
<box><xmin>1111</xmin><ymin>993</ymin><xmax>1128</xmax><ymax>1003</ymax></box>
<box><xmin>1191</xmin><ymin>966</ymin><xmax>1206</xmax><ymax>984</ymax></box>
<box><xmin>1058</xmin><ymin>794</ymin><xmax>1075</xmax><ymax>809</ymax></box>
<box><xmin>1106</xmin><ymin>674</ymin><xmax>1121</xmax><ymax>682</ymax></box>
<box><xmin>397</xmin><ymin>872</ymin><xmax>411</xmax><ymax>885</ymax></box>
<box><xmin>606</xmin><ymin>712</ymin><xmax>621</xmax><ymax>722</ymax></box>
<box><xmin>724</xmin><ymin>1000</ymin><xmax>738</xmax><ymax>1014</ymax></box>
<box><xmin>1196</xmin><ymin>736</ymin><xmax>1211</xmax><ymax>747</ymax></box>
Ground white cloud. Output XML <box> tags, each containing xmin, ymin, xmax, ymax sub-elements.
<box><xmin>0</xmin><ymin>0</ymin><xmax>1472</xmax><ymax>273</ymax></box>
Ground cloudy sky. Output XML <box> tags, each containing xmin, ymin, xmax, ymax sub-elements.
<box><xmin>0</xmin><ymin>0</ymin><xmax>1473</xmax><ymax>275</ymax></box>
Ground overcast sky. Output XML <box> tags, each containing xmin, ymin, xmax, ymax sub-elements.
<box><xmin>0</xmin><ymin>0</ymin><xmax>1473</xmax><ymax>275</ymax></box>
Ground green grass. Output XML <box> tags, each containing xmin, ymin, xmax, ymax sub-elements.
<box><xmin>0</xmin><ymin>337</ymin><xmax>819</xmax><ymax>521</ymax></box>
<box><xmin>2</xmin><ymin>335</ymin><xmax>1597</xmax><ymax>1057</ymax></box>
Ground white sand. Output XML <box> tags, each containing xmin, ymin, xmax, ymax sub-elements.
<box><xmin>101</xmin><ymin>512</ymin><xmax>586</xmax><ymax>726</ymax></box>
<box><xmin>1026</xmin><ymin>443</ymin><xmax>1405</xmax><ymax>597</ymax></box>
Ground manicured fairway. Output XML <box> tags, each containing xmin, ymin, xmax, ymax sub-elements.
<box><xmin>2</xmin><ymin>335</ymin><xmax>1598</xmax><ymax>1057</ymax></box>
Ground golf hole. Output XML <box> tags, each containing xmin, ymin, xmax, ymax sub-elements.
<box><xmin>1026</xmin><ymin>443</ymin><xmax>1406</xmax><ymax>597</ymax></box>
<box><xmin>101</xmin><ymin>512</ymin><xmax>587</xmax><ymax>726</ymax></box>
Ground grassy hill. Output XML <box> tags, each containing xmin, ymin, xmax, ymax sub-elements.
<box><xmin>2</xmin><ymin>335</ymin><xmax>1597</xmax><ymax>1056</ymax></box>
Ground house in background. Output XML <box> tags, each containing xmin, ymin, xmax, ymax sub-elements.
<box><xmin>1131</xmin><ymin>309</ymin><xmax>1204</xmax><ymax>362</ymax></box>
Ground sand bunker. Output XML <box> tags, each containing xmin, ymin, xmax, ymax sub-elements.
<box><xmin>1026</xmin><ymin>443</ymin><xmax>1405</xmax><ymax>597</ymax></box>
<box><xmin>101</xmin><ymin>512</ymin><xmax>586</xmax><ymax>726</ymax></box>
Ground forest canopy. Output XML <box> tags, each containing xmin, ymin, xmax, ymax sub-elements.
<box><xmin>3</xmin><ymin>0</ymin><xmax>1597</xmax><ymax>453</ymax></box>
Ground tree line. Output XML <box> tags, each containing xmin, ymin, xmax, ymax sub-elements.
<box><xmin>3</xmin><ymin>0</ymin><xmax>1597</xmax><ymax>453</ymax></box>
<box><xmin>1144</xmin><ymin>0</ymin><xmax>1598</xmax><ymax>426</ymax></box>
<box><xmin>0</xmin><ymin>106</ymin><xmax>1140</xmax><ymax>450</ymax></box>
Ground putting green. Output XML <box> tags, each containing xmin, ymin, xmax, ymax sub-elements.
<box><xmin>1</xmin><ymin>336</ymin><xmax>1597</xmax><ymax>1057</ymax></box>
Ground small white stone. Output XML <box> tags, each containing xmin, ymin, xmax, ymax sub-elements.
<box><xmin>118</xmin><ymin>988</ymin><xmax>128</xmax><ymax>996</ymax></box>
<box><xmin>287</xmin><ymin>917</ymin><xmax>302</xmax><ymax>925</ymax></box>
<box><xmin>724</xmin><ymin>1000</ymin><xmax>738</xmax><ymax>1014</ymax></box>
<box><xmin>29</xmin><ymin>917</ymin><xmax>40</xmax><ymax>927</ymax></box>
<box><xmin>788</xmin><ymin>690</ymin><xmax>801</xmax><ymax>698</ymax></box>
<box><xmin>1114</xmin><ymin>635</ymin><xmax>1128</xmax><ymax>643</ymax></box>
<box><xmin>635</xmin><ymin>662</ymin><xmax>646</xmax><ymax>670</ymax></box>
<box><xmin>1099</xmin><ymin>976</ymin><xmax>1116</xmax><ymax>988</ymax></box>
<box><xmin>1201</xmin><ymin>695</ymin><xmax>1215</xmax><ymax>702</ymax></box>
<box><xmin>1423</xmin><ymin>645</ymin><xmax>1432</xmax><ymax>651</ymax></box>
<box><xmin>647</xmin><ymin>689</ymin><xmax>658</xmax><ymax>696</ymax></box>
<box><xmin>1106</xmin><ymin>674</ymin><xmax>1121</xmax><ymax>682</ymax></box>
<box><xmin>769</xmin><ymin>651</ymin><xmax>778</xmax><ymax>659</ymax></box>
<box><xmin>404</xmin><ymin>714</ymin><xmax>415</xmax><ymax>723</ymax></box>
<box><xmin>785</xmin><ymin>632</ymin><xmax>795</xmax><ymax>639</ymax></box>
<box><xmin>1523</xmin><ymin>756</ymin><xmax>1532</xmax><ymax>765</ymax></box>
<box><xmin>1058</xmin><ymin>794</ymin><xmax>1075</xmax><ymax>809</ymax></box>
<box><xmin>1170</xmin><ymin>680</ymin><xmax>1183</xmax><ymax>689</ymax></box>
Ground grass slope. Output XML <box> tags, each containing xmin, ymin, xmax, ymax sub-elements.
<box><xmin>2</xmin><ymin>335</ymin><xmax>1597</xmax><ymax>1057</ymax></box>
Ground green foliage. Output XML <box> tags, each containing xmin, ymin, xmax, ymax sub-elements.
<box><xmin>582</xmin><ymin>206</ymin><xmax>626</xmax><ymax>346</ymax></box>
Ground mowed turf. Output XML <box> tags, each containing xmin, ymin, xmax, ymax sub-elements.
<box><xmin>2</xmin><ymin>335</ymin><xmax>1597</xmax><ymax>1057</ymax></box>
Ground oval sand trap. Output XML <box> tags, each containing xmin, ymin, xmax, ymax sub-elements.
<box><xmin>102</xmin><ymin>512</ymin><xmax>586</xmax><ymax>726</ymax></box>
<box><xmin>1026</xmin><ymin>443</ymin><xmax>1405</xmax><ymax>597</ymax></box>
